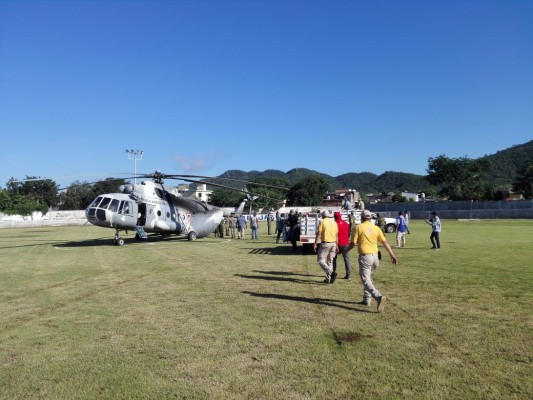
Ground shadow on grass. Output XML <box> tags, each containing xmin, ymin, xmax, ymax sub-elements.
<box><xmin>52</xmin><ymin>234</ymin><xmax>195</xmax><ymax>248</ymax></box>
<box><xmin>52</xmin><ymin>237</ymin><xmax>118</xmax><ymax>247</ymax></box>
<box><xmin>236</xmin><ymin>273</ymin><xmax>331</xmax><ymax>285</ymax></box>
<box><xmin>247</xmin><ymin>246</ymin><xmax>307</xmax><ymax>256</ymax></box>
<box><xmin>252</xmin><ymin>270</ymin><xmax>323</xmax><ymax>278</ymax></box>
<box><xmin>242</xmin><ymin>291</ymin><xmax>370</xmax><ymax>313</ymax></box>
<box><xmin>6</xmin><ymin>230</ymin><xmax>57</xmax><ymax>237</ymax></box>
<box><xmin>0</xmin><ymin>239</ymin><xmax>76</xmax><ymax>250</ymax></box>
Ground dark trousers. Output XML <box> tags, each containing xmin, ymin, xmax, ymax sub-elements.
<box><xmin>333</xmin><ymin>245</ymin><xmax>351</xmax><ymax>277</ymax></box>
<box><xmin>288</xmin><ymin>228</ymin><xmax>298</xmax><ymax>249</ymax></box>
<box><xmin>430</xmin><ymin>232</ymin><xmax>440</xmax><ymax>248</ymax></box>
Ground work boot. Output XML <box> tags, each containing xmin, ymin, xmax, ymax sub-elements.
<box><xmin>376</xmin><ymin>296</ymin><xmax>387</xmax><ymax>313</ymax></box>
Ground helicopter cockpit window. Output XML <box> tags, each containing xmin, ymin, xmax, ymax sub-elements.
<box><xmin>89</xmin><ymin>196</ymin><xmax>103</xmax><ymax>208</ymax></box>
<box><xmin>109</xmin><ymin>199</ymin><xmax>120</xmax><ymax>212</ymax></box>
<box><xmin>99</xmin><ymin>197</ymin><xmax>112</xmax><ymax>210</ymax></box>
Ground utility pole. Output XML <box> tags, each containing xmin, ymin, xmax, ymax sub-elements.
<box><xmin>125</xmin><ymin>149</ymin><xmax>144</xmax><ymax>184</ymax></box>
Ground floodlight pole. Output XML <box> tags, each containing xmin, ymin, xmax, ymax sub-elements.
<box><xmin>125</xmin><ymin>149</ymin><xmax>144</xmax><ymax>184</ymax></box>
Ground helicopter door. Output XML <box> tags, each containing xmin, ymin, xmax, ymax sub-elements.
<box><xmin>137</xmin><ymin>203</ymin><xmax>147</xmax><ymax>226</ymax></box>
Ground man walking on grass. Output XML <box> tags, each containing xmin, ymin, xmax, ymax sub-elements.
<box><xmin>344</xmin><ymin>210</ymin><xmax>398</xmax><ymax>312</ymax></box>
<box><xmin>313</xmin><ymin>210</ymin><xmax>338</xmax><ymax>284</ymax></box>
<box><xmin>333</xmin><ymin>211</ymin><xmax>351</xmax><ymax>279</ymax></box>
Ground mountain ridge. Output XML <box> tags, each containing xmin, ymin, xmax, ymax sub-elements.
<box><xmin>218</xmin><ymin>140</ymin><xmax>533</xmax><ymax>194</ymax></box>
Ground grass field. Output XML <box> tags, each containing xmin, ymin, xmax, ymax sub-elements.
<box><xmin>0</xmin><ymin>220</ymin><xmax>531</xmax><ymax>399</ymax></box>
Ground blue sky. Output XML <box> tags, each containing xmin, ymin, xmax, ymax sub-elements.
<box><xmin>1</xmin><ymin>0</ymin><xmax>531</xmax><ymax>189</ymax></box>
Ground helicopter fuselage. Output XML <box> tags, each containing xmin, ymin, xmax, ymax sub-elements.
<box><xmin>85</xmin><ymin>180</ymin><xmax>223</xmax><ymax>241</ymax></box>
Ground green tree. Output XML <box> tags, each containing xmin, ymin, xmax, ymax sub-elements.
<box><xmin>391</xmin><ymin>193</ymin><xmax>407</xmax><ymax>202</ymax></box>
<box><xmin>427</xmin><ymin>155</ymin><xmax>494</xmax><ymax>200</ymax></box>
<box><xmin>6</xmin><ymin>193</ymin><xmax>44</xmax><ymax>216</ymax></box>
<box><xmin>247</xmin><ymin>177</ymin><xmax>289</xmax><ymax>210</ymax></box>
<box><xmin>5</xmin><ymin>178</ymin><xmax>21</xmax><ymax>195</ymax></box>
<box><xmin>19</xmin><ymin>177</ymin><xmax>59</xmax><ymax>208</ymax></box>
<box><xmin>2</xmin><ymin>177</ymin><xmax>56</xmax><ymax>214</ymax></box>
<box><xmin>59</xmin><ymin>181</ymin><xmax>95</xmax><ymax>210</ymax></box>
<box><xmin>209</xmin><ymin>189</ymin><xmax>244</xmax><ymax>208</ymax></box>
<box><xmin>0</xmin><ymin>189</ymin><xmax>13</xmax><ymax>211</ymax></box>
<box><xmin>513</xmin><ymin>161</ymin><xmax>533</xmax><ymax>199</ymax></box>
<box><xmin>286</xmin><ymin>175</ymin><xmax>331</xmax><ymax>207</ymax></box>
<box><xmin>93</xmin><ymin>178</ymin><xmax>127</xmax><ymax>195</ymax></box>
<box><xmin>421</xmin><ymin>187</ymin><xmax>437</xmax><ymax>198</ymax></box>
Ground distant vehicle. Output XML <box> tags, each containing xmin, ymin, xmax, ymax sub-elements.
<box><xmin>381</xmin><ymin>215</ymin><xmax>397</xmax><ymax>233</ymax></box>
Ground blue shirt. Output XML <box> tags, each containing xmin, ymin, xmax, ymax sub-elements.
<box><xmin>237</xmin><ymin>216</ymin><xmax>246</xmax><ymax>229</ymax></box>
<box><xmin>396</xmin><ymin>215</ymin><xmax>407</xmax><ymax>233</ymax></box>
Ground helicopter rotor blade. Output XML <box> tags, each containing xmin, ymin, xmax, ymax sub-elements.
<box><xmin>176</xmin><ymin>177</ymin><xmax>285</xmax><ymax>203</ymax></box>
<box><xmin>121</xmin><ymin>171</ymin><xmax>289</xmax><ymax>191</ymax></box>
<box><xmin>10</xmin><ymin>173</ymin><xmax>132</xmax><ymax>182</ymax></box>
<box><xmin>158</xmin><ymin>174</ymin><xmax>289</xmax><ymax>191</ymax></box>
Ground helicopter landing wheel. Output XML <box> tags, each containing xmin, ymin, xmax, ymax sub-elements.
<box><xmin>114</xmin><ymin>229</ymin><xmax>125</xmax><ymax>246</ymax></box>
<box><xmin>187</xmin><ymin>231</ymin><xmax>197</xmax><ymax>241</ymax></box>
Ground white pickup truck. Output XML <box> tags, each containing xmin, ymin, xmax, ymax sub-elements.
<box><xmin>298</xmin><ymin>210</ymin><xmax>396</xmax><ymax>253</ymax></box>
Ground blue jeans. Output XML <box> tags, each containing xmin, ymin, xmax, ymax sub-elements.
<box><xmin>251</xmin><ymin>226</ymin><xmax>258</xmax><ymax>240</ymax></box>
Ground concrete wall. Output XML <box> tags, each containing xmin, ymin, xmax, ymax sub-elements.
<box><xmin>0</xmin><ymin>210</ymin><xmax>87</xmax><ymax>228</ymax></box>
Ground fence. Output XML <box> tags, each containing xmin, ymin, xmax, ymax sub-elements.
<box><xmin>369</xmin><ymin>199</ymin><xmax>533</xmax><ymax>220</ymax></box>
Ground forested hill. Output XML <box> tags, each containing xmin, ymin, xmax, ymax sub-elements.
<box><xmin>219</xmin><ymin>140</ymin><xmax>533</xmax><ymax>193</ymax></box>
<box><xmin>479</xmin><ymin>139</ymin><xmax>533</xmax><ymax>186</ymax></box>
<box><xmin>219</xmin><ymin>168</ymin><xmax>429</xmax><ymax>194</ymax></box>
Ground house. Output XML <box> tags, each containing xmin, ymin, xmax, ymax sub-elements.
<box><xmin>322</xmin><ymin>189</ymin><xmax>360</xmax><ymax>208</ymax></box>
<box><xmin>401</xmin><ymin>192</ymin><xmax>420</xmax><ymax>202</ymax></box>
<box><xmin>175</xmin><ymin>183</ymin><xmax>213</xmax><ymax>203</ymax></box>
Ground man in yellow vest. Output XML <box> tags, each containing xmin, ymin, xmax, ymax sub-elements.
<box><xmin>313</xmin><ymin>210</ymin><xmax>339</xmax><ymax>284</ymax></box>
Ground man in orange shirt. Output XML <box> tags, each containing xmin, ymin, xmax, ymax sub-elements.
<box><xmin>344</xmin><ymin>210</ymin><xmax>398</xmax><ymax>312</ymax></box>
<box><xmin>313</xmin><ymin>210</ymin><xmax>338</xmax><ymax>284</ymax></box>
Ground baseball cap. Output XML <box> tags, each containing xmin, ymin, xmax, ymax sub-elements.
<box><xmin>321</xmin><ymin>210</ymin><xmax>331</xmax><ymax>217</ymax></box>
<box><xmin>333</xmin><ymin>211</ymin><xmax>341</xmax><ymax>220</ymax></box>
<box><xmin>362</xmin><ymin>210</ymin><xmax>372</xmax><ymax>219</ymax></box>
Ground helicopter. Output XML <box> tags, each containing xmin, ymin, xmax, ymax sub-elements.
<box><xmin>84</xmin><ymin>171</ymin><xmax>286</xmax><ymax>245</ymax></box>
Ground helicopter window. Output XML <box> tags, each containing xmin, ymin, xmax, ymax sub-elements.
<box><xmin>99</xmin><ymin>197</ymin><xmax>112</xmax><ymax>209</ymax></box>
<box><xmin>166</xmin><ymin>212</ymin><xmax>170</xmax><ymax>218</ymax></box>
<box><xmin>89</xmin><ymin>196</ymin><xmax>103</xmax><ymax>208</ymax></box>
<box><xmin>157</xmin><ymin>210</ymin><xmax>162</xmax><ymax>217</ymax></box>
<box><xmin>109</xmin><ymin>199</ymin><xmax>120</xmax><ymax>212</ymax></box>
<box><xmin>154</xmin><ymin>188</ymin><xmax>165</xmax><ymax>199</ymax></box>
<box><xmin>119</xmin><ymin>201</ymin><xmax>131</xmax><ymax>215</ymax></box>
